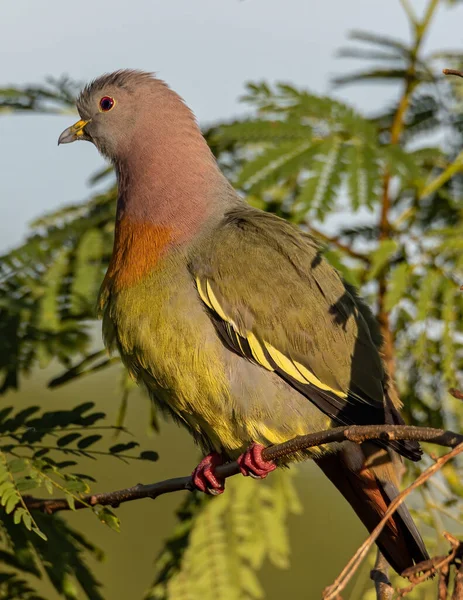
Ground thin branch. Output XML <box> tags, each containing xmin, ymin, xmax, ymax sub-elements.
<box><xmin>322</xmin><ymin>442</ymin><xmax>463</xmax><ymax>600</ymax></box>
<box><xmin>419</xmin><ymin>0</ymin><xmax>440</xmax><ymax>39</ymax></box>
<box><xmin>419</xmin><ymin>149</ymin><xmax>463</xmax><ymax>199</ymax></box>
<box><xmin>377</xmin><ymin>0</ymin><xmax>439</xmax><ymax>379</ymax></box>
<box><xmin>7</xmin><ymin>443</ymin><xmax>144</xmax><ymax>461</ymax></box>
<box><xmin>48</xmin><ymin>355</ymin><xmax>120</xmax><ymax>388</ymax></box>
<box><xmin>398</xmin><ymin>532</ymin><xmax>461</xmax><ymax>597</ymax></box>
<box><xmin>399</xmin><ymin>0</ymin><xmax>418</xmax><ymax>27</ymax></box>
<box><xmin>452</xmin><ymin>554</ymin><xmax>463</xmax><ymax>600</ymax></box>
<box><xmin>449</xmin><ymin>388</ymin><xmax>463</xmax><ymax>401</ymax></box>
<box><xmin>443</xmin><ymin>68</ymin><xmax>463</xmax><ymax>79</ymax></box>
<box><xmin>22</xmin><ymin>424</ymin><xmax>463</xmax><ymax>514</ymax></box>
<box><xmin>438</xmin><ymin>562</ymin><xmax>451</xmax><ymax>600</ymax></box>
<box><xmin>370</xmin><ymin>551</ymin><xmax>393</xmax><ymax>600</ymax></box>
<box><xmin>307</xmin><ymin>226</ymin><xmax>371</xmax><ymax>264</ymax></box>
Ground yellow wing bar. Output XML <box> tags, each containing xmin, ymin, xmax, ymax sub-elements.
<box><xmin>195</xmin><ymin>277</ymin><xmax>346</xmax><ymax>399</ymax></box>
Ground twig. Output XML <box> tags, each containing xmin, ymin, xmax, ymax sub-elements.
<box><xmin>376</xmin><ymin>0</ymin><xmax>439</xmax><ymax>380</ymax></box>
<box><xmin>443</xmin><ymin>68</ymin><xmax>463</xmax><ymax>79</ymax></box>
<box><xmin>307</xmin><ymin>226</ymin><xmax>371</xmax><ymax>264</ymax></box>
<box><xmin>398</xmin><ymin>532</ymin><xmax>461</xmax><ymax>597</ymax></box>
<box><xmin>438</xmin><ymin>564</ymin><xmax>450</xmax><ymax>600</ymax></box>
<box><xmin>449</xmin><ymin>388</ymin><xmax>463</xmax><ymax>401</ymax></box>
<box><xmin>322</xmin><ymin>442</ymin><xmax>463</xmax><ymax>600</ymax></box>
<box><xmin>370</xmin><ymin>551</ymin><xmax>393</xmax><ymax>600</ymax></box>
<box><xmin>23</xmin><ymin>424</ymin><xmax>463</xmax><ymax>514</ymax></box>
<box><xmin>452</xmin><ymin>556</ymin><xmax>463</xmax><ymax>600</ymax></box>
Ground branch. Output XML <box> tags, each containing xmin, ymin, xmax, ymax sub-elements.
<box><xmin>307</xmin><ymin>226</ymin><xmax>371</xmax><ymax>264</ymax></box>
<box><xmin>443</xmin><ymin>68</ymin><xmax>463</xmax><ymax>79</ymax></box>
<box><xmin>323</xmin><ymin>441</ymin><xmax>463</xmax><ymax>600</ymax></box>
<box><xmin>419</xmin><ymin>149</ymin><xmax>463</xmax><ymax>200</ymax></box>
<box><xmin>452</xmin><ymin>552</ymin><xmax>463</xmax><ymax>600</ymax></box>
<box><xmin>450</xmin><ymin>387</ymin><xmax>463</xmax><ymax>400</ymax></box>
<box><xmin>23</xmin><ymin>424</ymin><xmax>463</xmax><ymax>514</ymax></box>
<box><xmin>370</xmin><ymin>551</ymin><xmax>393</xmax><ymax>600</ymax></box>
<box><xmin>399</xmin><ymin>0</ymin><xmax>418</xmax><ymax>27</ymax></box>
<box><xmin>398</xmin><ymin>532</ymin><xmax>462</xmax><ymax>598</ymax></box>
<box><xmin>377</xmin><ymin>0</ymin><xmax>439</xmax><ymax>379</ymax></box>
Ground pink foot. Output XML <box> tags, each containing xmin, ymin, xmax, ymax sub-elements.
<box><xmin>237</xmin><ymin>443</ymin><xmax>277</xmax><ymax>479</ymax></box>
<box><xmin>192</xmin><ymin>452</ymin><xmax>225</xmax><ymax>495</ymax></box>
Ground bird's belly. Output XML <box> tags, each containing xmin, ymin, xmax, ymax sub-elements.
<box><xmin>103</xmin><ymin>273</ymin><xmax>332</xmax><ymax>459</ymax></box>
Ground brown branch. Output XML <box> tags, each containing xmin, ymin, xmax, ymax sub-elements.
<box><xmin>449</xmin><ymin>388</ymin><xmax>463</xmax><ymax>401</ymax></box>
<box><xmin>443</xmin><ymin>68</ymin><xmax>463</xmax><ymax>79</ymax></box>
<box><xmin>398</xmin><ymin>532</ymin><xmax>461</xmax><ymax>597</ymax></box>
<box><xmin>307</xmin><ymin>226</ymin><xmax>371</xmax><ymax>264</ymax></box>
<box><xmin>322</xmin><ymin>442</ymin><xmax>463</xmax><ymax>600</ymax></box>
<box><xmin>452</xmin><ymin>554</ymin><xmax>463</xmax><ymax>600</ymax></box>
<box><xmin>377</xmin><ymin>65</ymin><xmax>413</xmax><ymax>380</ymax></box>
<box><xmin>370</xmin><ymin>551</ymin><xmax>393</xmax><ymax>600</ymax></box>
<box><xmin>23</xmin><ymin>424</ymin><xmax>463</xmax><ymax>514</ymax></box>
<box><xmin>439</xmin><ymin>564</ymin><xmax>451</xmax><ymax>600</ymax></box>
<box><xmin>376</xmin><ymin>0</ymin><xmax>438</xmax><ymax>379</ymax></box>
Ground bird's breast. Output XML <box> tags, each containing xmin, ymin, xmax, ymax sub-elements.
<box><xmin>100</xmin><ymin>258</ymin><xmax>245</xmax><ymax>450</ymax></box>
<box><xmin>99</xmin><ymin>256</ymin><xmax>334</xmax><ymax>459</ymax></box>
<box><xmin>100</xmin><ymin>217</ymin><xmax>173</xmax><ymax>299</ymax></box>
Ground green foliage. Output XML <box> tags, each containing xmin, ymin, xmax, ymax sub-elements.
<box><xmin>0</xmin><ymin>186</ymin><xmax>117</xmax><ymax>393</ymax></box>
<box><xmin>0</xmin><ymin>402</ymin><xmax>157</xmax><ymax>598</ymax></box>
<box><xmin>0</xmin><ymin>76</ymin><xmax>77</xmax><ymax>114</ymax></box>
<box><xmin>0</xmin><ymin>572</ymin><xmax>46</xmax><ymax>600</ymax></box>
<box><xmin>365</xmin><ymin>240</ymin><xmax>399</xmax><ymax>282</ymax></box>
<box><xmin>214</xmin><ymin>84</ymin><xmax>380</xmax><ymax>222</ymax></box>
<box><xmin>0</xmin><ymin>509</ymin><xmax>104</xmax><ymax>600</ymax></box>
<box><xmin>146</xmin><ymin>470</ymin><xmax>301</xmax><ymax>600</ymax></box>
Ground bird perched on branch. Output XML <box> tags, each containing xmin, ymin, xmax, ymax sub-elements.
<box><xmin>59</xmin><ymin>70</ymin><xmax>428</xmax><ymax>575</ymax></box>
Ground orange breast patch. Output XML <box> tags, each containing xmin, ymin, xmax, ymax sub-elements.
<box><xmin>102</xmin><ymin>218</ymin><xmax>172</xmax><ymax>293</ymax></box>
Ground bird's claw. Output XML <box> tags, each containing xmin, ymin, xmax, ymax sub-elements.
<box><xmin>192</xmin><ymin>444</ymin><xmax>276</xmax><ymax>494</ymax></box>
<box><xmin>191</xmin><ymin>452</ymin><xmax>225</xmax><ymax>495</ymax></box>
<box><xmin>237</xmin><ymin>442</ymin><xmax>276</xmax><ymax>479</ymax></box>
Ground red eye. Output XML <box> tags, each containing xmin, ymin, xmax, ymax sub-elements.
<box><xmin>99</xmin><ymin>96</ymin><xmax>115</xmax><ymax>112</ymax></box>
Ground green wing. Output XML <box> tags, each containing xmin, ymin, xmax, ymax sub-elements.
<box><xmin>191</xmin><ymin>206</ymin><xmax>420</xmax><ymax>461</ymax></box>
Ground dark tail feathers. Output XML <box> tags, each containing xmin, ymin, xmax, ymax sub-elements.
<box><xmin>315</xmin><ymin>450</ymin><xmax>429</xmax><ymax>576</ymax></box>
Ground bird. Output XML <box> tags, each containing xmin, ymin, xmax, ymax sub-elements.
<box><xmin>59</xmin><ymin>69</ymin><xmax>428</xmax><ymax>575</ymax></box>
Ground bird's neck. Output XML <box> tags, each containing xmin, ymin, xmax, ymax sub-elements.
<box><xmin>104</xmin><ymin>124</ymin><xmax>233</xmax><ymax>293</ymax></box>
<box><xmin>115</xmin><ymin>129</ymin><xmax>224</xmax><ymax>236</ymax></box>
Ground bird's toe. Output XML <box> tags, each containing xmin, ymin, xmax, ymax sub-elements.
<box><xmin>237</xmin><ymin>442</ymin><xmax>276</xmax><ymax>479</ymax></box>
<box><xmin>191</xmin><ymin>452</ymin><xmax>225</xmax><ymax>494</ymax></box>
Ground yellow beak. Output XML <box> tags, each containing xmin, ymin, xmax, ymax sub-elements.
<box><xmin>58</xmin><ymin>119</ymin><xmax>91</xmax><ymax>145</ymax></box>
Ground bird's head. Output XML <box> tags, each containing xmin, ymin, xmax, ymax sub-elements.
<box><xmin>58</xmin><ymin>69</ymin><xmax>195</xmax><ymax>161</ymax></box>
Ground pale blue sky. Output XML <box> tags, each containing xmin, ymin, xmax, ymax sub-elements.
<box><xmin>1</xmin><ymin>0</ymin><xmax>462</xmax><ymax>250</ymax></box>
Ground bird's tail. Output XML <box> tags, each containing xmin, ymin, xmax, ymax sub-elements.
<box><xmin>314</xmin><ymin>443</ymin><xmax>429</xmax><ymax>576</ymax></box>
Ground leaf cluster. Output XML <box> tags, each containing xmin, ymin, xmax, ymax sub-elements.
<box><xmin>0</xmin><ymin>401</ymin><xmax>158</xmax><ymax>598</ymax></box>
<box><xmin>146</xmin><ymin>470</ymin><xmax>301</xmax><ymax>600</ymax></box>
